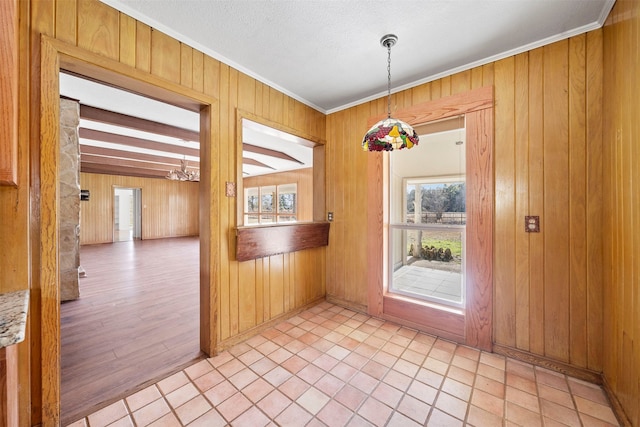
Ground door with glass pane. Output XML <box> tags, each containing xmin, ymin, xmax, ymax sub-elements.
<box><xmin>367</xmin><ymin>87</ymin><xmax>494</xmax><ymax>351</ymax></box>
<box><xmin>382</xmin><ymin>116</ymin><xmax>469</xmax><ymax>340</ymax></box>
<box><xmin>390</xmin><ymin>178</ymin><xmax>466</xmax><ymax>308</ymax></box>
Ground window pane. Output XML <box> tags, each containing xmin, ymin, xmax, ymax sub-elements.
<box><xmin>261</xmin><ymin>186</ymin><xmax>275</xmax><ymax>213</ymax></box>
<box><xmin>416</xmin><ymin>182</ymin><xmax>466</xmax><ymax>225</ymax></box>
<box><xmin>245</xmin><ymin>214</ymin><xmax>259</xmax><ymax>225</ymax></box>
<box><xmin>277</xmin><ymin>215</ymin><xmax>297</xmax><ymax>223</ymax></box>
<box><xmin>260</xmin><ymin>214</ymin><xmax>275</xmax><ymax>224</ymax></box>
<box><xmin>277</xmin><ymin>183</ymin><xmax>297</xmax><ymax>214</ymax></box>
<box><xmin>245</xmin><ymin>187</ymin><xmax>259</xmax><ymax>213</ymax></box>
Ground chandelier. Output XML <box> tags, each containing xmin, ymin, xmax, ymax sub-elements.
<box><xmin>362</xmin><ymin>34</ymin><xmax>419</xmax><ymax>152</ymax></box>
<box><xmin>166</xmin><ymin>158</ymin><xmax>200</xmax><ymax>182</ymax></box>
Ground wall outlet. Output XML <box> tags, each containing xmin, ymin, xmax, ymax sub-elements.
<box><xmin>327</xmin><ymin>212</ymin><xmax>333</xmax><ymax>222</ymax></box>
<box><xmin>525</xmin><ymin>215</ymin><xmax>540</xmax><ymax>232</ymax></box>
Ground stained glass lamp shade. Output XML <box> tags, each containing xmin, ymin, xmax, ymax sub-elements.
<box><xmin>362</xmin><ymin>34</ymin><xmax>419</xmax><ymax>152</ymax></box>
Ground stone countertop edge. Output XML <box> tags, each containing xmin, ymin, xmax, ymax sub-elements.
<box><xmin>0</xmin><ymin>290</ymin><xmax>29</xmax><ymax>348</ymax></box>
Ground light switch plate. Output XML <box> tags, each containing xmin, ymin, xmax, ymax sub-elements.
<box><xmin>225</xmin><ymin>182</ymin><xmax>236</xmax><ymax>197</ymax></box>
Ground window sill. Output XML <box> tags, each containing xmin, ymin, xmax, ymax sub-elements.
<box><xmin>235</xmin><ymin>222</ymin><xmax>330</xmax><ymax>261</ymax></box>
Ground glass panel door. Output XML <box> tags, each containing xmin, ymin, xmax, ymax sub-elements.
<box><xmin>388</xmin><ymin>117</ymin><xmax>466</xmax><ymax>308</ymax></box>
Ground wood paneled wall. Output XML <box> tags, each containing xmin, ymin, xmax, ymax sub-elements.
<box><xmin>242</xmin><ymin>168</ymin><xmax>313</xmax><ymax>222</ymax></box>
<box><xmin>0</xmin><ymin>0</ymin><xmax>326</xmax><ymax>424</ymax></box>
<box><xmin>326</xmin><ymin>31</ymin><xmax>604</xmax><ymax>371</ymax></box>
<box><xmin>602</xmin><ymin>0</ymin><xmax>640</xmax><ymax>425</ymax></box>
<box><xmin>79</xmin><ymin>172</ymin><xmax>199</xmax><ymax>245</ymax></box>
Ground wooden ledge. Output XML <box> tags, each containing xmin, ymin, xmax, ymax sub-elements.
<box><xmin>236</xmin><ymin>222</ymin><xmax>330</xmax><ymax>261</ymax></box>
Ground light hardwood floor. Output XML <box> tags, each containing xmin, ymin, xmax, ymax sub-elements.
<box><xmin>61</xmin><ymin>236</ymin><xmax>202</xmax><ymax>425</ymax></box>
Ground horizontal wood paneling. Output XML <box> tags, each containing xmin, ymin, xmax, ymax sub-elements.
<box><xmin>243</xmin><ymin>168</ymin><xmax>313</xmax><ymax>222</ymax></box>
<box><xmin>602</xmin><ymin>1</ymin><xmax>640</xmax><ymax>425</ymax></box>
<box><xmin>79</xmin><ymin>173</ymin><xmax>199</xmax><ymax>245</ymax></box>
<box><xmin>326</xmin><ymin>32</ymin><xmax>603</xmax><ymax>371</ymax></box>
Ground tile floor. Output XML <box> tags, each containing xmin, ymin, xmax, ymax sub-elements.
<box><xmin>66</xmin><ymin>301</ymin><xmax>619</xmax><ymax>427</ymax></box>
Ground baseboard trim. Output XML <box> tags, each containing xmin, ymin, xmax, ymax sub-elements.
<box><xmin>601</xmin><ymin>376</ymin><xmax>633</xmax><ymax>427</ymax></box>
<box><xmin>492</xmin><ymin>343</ymin><xmax>602</xmax><ymax>384</ymax></box>
<box><xmin>325</xmin><ymin>295</ymin><xmax>368</xmax><ymax>314</ymax></box>
<box><xmin>215</xmin><ymin>296</ymin><xmax>326</xmax><ymax>353</ymax></box>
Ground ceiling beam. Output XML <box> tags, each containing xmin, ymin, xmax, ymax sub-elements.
<box><xmin>81</xmin><ymin>163</ymin><xmax>171</xmax><ymax>179</ymax></box>
<box><xmin>79</xmin><ymin>128</ymin><xmax>200</xmax><ymax>157</ymax></box>
<box><xmin>81</xmin><ymin>145</ymin><xmax>199</xmax><ymax>167</ymax></box>
<box><xmin>80</xmin><ymin>104</ymin><xmax>200</xmax><ymax>141</ymax></box>
<box><xmin>243</xmin><ymin>157</ymin><xmax>275</xmax><ymax>170</ymax></box>
<box><xmin>80</xmin><ymin>154</ymin><xmax>197</xmax><ymax>173</ymax></box>
<box><xmin>243</xmin><ymin>143</ymin><xmax>303</xmax><ymax>164</ymax></box>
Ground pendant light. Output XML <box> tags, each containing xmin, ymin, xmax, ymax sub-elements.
<box><xmin>362</xmin><ymin>34</ymin><xmax>419</xmax><ymax>152</ymax></box>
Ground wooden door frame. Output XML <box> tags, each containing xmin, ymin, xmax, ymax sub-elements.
<box><xmin>36</xmin><ymin>36</ymin><xmax>219</xmax><ymax>424</ymax></box>
<box><xmin>366</xmin><ymin>86</ymin><xmax>494</xmax><ymax>351</ymax></box>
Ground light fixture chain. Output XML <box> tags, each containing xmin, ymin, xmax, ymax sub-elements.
<box><xmin>387</xmin><ymin>43</ymin><xmax>392</xmax><ymax>118</ymax></box>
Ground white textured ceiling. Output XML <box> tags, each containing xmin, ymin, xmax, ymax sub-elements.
<box><xmin>100</xmin><ymin>0</ymin><xmax>614</xmax><ymax>113</ymax></box>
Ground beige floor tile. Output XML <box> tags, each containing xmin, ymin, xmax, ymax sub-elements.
<box><xmin>174</xmin><ymin>395</ymin><xmax>211</xmax><ymax>425</ymax></box>
<box><xmin>574</xmin><ymin>395</ymin><xmax>619</xmax><ymax>425</ymax></box>
<box><xmin>216</xmin><ymin>392</ymin><xmax>252</xmax><ymax>422</ymax></box>
<box><xmin>243</xmin><ymin>377</ymin><xmax>275</xmax><ymax>403</ymax></box>
<box><xmin>471</xmin><ymin>388</ymin><xmax>504</xmax><ymax>417</ymax></box>
<box><xmin>165</xmin><ymin>382</ymin><xmax>199</xmax><ymax>409</ymax></box>
<box><xmin>427</xmin><ymin>408</ymin><xmax>464</xmax><ymax>426</ymax></box>
<box><xmin>126</xmin><ymin>385</ymin><xmax>162</xmax><ymax>412</ymax></box>
<box><xmin>317</xmin><ymin>399</ymin><xmax>356</xmax><ymax>426</ymax></box>
<box><xmin>435</xmin><ymin>391</ymin><xmax>468</xmax><ymax>420</ymax></box>
<box><xmin>132</xmin><ymin>398</ymin><xmax>171</xmax><ymax>426</ymax></box>
<box><xmin>87</xmin><ymin>400</ymin><xmax>129</xmax><ymax>427</ymax></box>
<box><xmin>505</xmin><ymin>401</ymin><xmax>543</xmax><ymax>426</ymax></box>
<box><xmin>396</xmin><ymin>394</ymin><xmax>431</xmax><ymax>424</ymax></box>
<box><xmin>357</xmin><ymin>396</ymin><xmax>393</xmax><ymax>426</ymax></box>
<box><xmin>73</xmin><ymin>302</ymin><xmax>619</xmax><ymax>427</ymax></box>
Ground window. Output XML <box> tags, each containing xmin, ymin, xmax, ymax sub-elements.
<box><xmin>387</xmin><ymin>118</ymin><xmax>467</xmax><ymax>308</ymax></box>
<box><xmin>244</xmin><ymin>183</ymin><xmax>297</xmax><ymax>225</ymax></box>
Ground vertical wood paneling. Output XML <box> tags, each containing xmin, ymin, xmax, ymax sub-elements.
<box><xmin>77</xmin><ymin>0</ymin><xmax>119</xmax><ymax>60</ymax></box>
<box><xmin>118</xmin><ymin>14</ymin><xmax>136</xmax><ymax>67</ymax></box>
<box><xmin>585</xmin><ymin>28</ymin><xmax>603</xmax><ymax>374</ymax></box>
<box><xmin>18</xmin><ymin>2</ymin><xmax>327</xmax><ymax>423</ymax></box>
<box><xmin>494</xmin><ymin>57</ymin><xmax>516</xmax><ymax>347</ymax></box>
<box><xmin>55</xmin><ymin>0</ymin><xmax>77</xmax><ymax>45</ymax></box>
<box><xmin>135</xmin><ymin>21</ymin><xmax>150</xmax><ymax>72</ymax></box>
<box><xmin>180</xmin><ymin>44</ymin><xmax>193</xmax><ymax>88</ymax></box>
<box><xmin>79</xmin><ymin>173</ymin><xmax>199</xmax><ymax>244</ymax></box>
<box><xmin>150</xmin><ymin>30</ymin><xmax>181</xmax><ymax>84</ymax></box>
<box><xmin>543</xmin><ymin>40</ymin><xmax>570</xmax><ymax>363</ymax></box>
<box><xmin>327</xmin><ymin>32</ymin><xmax>604</xmax><ymax>373</ymax></box>
<box><xmin>514</xmin><ymin>53</ymin><xmax>530</xmax><ymax>351</ymax></box>
<box><xmin>0</xmin><ymin>0</ymin><xmax>19</xmax><ymax>186</ymax></box>
<box><xmin>192</xmin><ymin>50</ymin><xmax>204</xmax><ymax>93</ymax></box>
<box><xmin>568</xmin><ymin>35</ymin><xmax>588</xmax><ymax>368</ymax></box>
<box><xmin>603</xmin><ymin>1</ymin><xmax>640</xmax><ymax>424</ymax></box>
<box><xmin>527</xmin><ymin>47</ymin><xmax>545</xmax><ymax>356</ymax></box>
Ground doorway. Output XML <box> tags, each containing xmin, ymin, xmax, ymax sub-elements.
<box><xmin>113</xmin><ymin>187</ymin><xmax>141</xmax><ymax>242</ymax></box>
<box><xmin>366</xmin><ymin>86</ymin><xmax>494</xmax><ymax>351</ymax></box>
<box><xmin>388</xmin><ymin>117</ymin><xmax>466</xmax><ymax>309</ymax></box>
<box><xmin>37</xmin><ymin>36</ymin><xmax>218</xmax><ymax>425</ymax></box>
